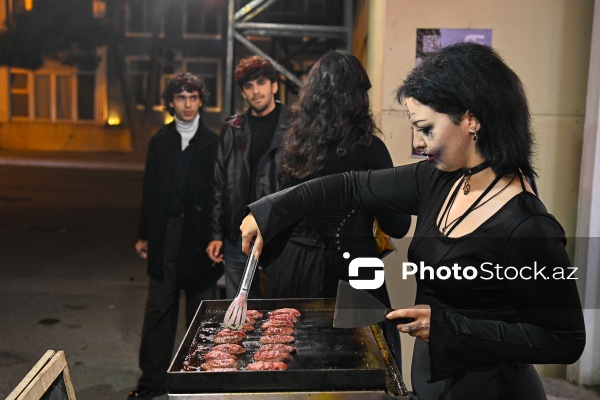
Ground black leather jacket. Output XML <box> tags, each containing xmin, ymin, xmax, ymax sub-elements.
<box><xmin>209</xmin><ymin>103</ymin><xmax>291</xmax><ymax>241</ymax></box>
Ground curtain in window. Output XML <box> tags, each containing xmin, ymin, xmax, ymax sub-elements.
<box><xmin>56</xmin><ymin>76</ymin><xmax>73</xmax><ymax>119</ymax></box>
<box><xmin>35</xmin><ymin>75</ymin><xmax>51</xmax><ymax>119</ymax></box>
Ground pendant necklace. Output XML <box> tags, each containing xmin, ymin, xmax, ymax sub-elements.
<box><xmin>461</xmin><ymin>161</ymin><xmax>491</xmax><ymax>195</ymax></box>
<box><xmin>437</xmin><ymin>161</ymin><xmax>511</xmax><ymax>236</ymax></box>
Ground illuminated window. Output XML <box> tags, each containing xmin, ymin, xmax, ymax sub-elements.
<box><xmin>10</xmin><ymin>69</ymin><xmax>96</xmax><ymax>121</ymax></box>
<box><xmin>10</xmin><ymin>72</ymin><xmax>29</xmax><ymax>117</ymax></box>
<box><xmin>34</xmin><ymin>75</ymin><xmax>51</xmax><ymax>119</ymax></box>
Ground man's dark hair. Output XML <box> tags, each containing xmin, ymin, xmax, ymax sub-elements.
<box><xmin>396</xmin><ymin>42</ymin><xmax>535</xmax><ymax>178</ymax></box>
<box><xmin>234</xmin><ymin>55</ymin><xmax>279</xmax><ymax>87</ymax></box>
<box><xmin>162</xmin><ymin>72</ymin><xmax>208</xmax><ymax>115</ymax></box>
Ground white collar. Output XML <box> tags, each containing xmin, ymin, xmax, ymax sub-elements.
<box><xmin>175</xmin><ymin>114</ymin><xmax>200</xmax><ymax>150</ymax></box>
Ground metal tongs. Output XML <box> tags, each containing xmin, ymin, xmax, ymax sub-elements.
<box><xmin>223</xmin><ymin>244</ymin><xmax>259</xmax><ymax>330</ymax></box>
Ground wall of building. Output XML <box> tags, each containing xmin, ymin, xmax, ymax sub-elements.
<box><xmin>365</xmin><ymin>0</ymin><xmax>595</xmax><ymax>389</ymax></box>
<box><xmin>0</xmin><ymin>122</ymin><xmax>132</xmax><ymax>152</ymax></box>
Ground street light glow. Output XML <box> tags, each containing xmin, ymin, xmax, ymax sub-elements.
<box><xmin>107</xmin><ymin>115</ymin><xmax>121</xmax><ymax>126</ymax></box>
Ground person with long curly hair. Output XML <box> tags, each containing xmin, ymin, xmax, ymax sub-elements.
<box><xmin>263</xmin><ymin>49</ymin><xmax>411</xmax><ymax>363</ymax></box>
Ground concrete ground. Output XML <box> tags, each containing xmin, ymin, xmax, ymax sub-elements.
<box><xmin>0</xmin><ymin>149</ymin><xmax>599</xmax><ymax>400</ymax></box>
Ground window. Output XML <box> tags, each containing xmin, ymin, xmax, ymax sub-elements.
<box><xmin>125</xmin><ymin>0</ymin><xmax>164</xmax><ymax>37</ymax></box>
<box><xmin>34</xmin><ymin>75</ymin><xmax>51</xmax><ymax>119</ymax></box>
<box><xmin>56</xmin><ymin>76</ymin><xmax>73</xmax><ymax>120</ymax></box>
<box><xmin>10</xmin><ymin>69</ymin><xmax>96</xmax><ymax>121</ymax></box>
<box><xmin>129</xmin><ymin>57</ymin><xmax>222</xmax><ymax>112</ymax></box>
<box><xmin>10</xmin><ymin>72</ymin><xmax>29</xmax><ymax>117</ymax></box>
<box><xmin>182</xmin><ymin>0</ymin><xmax>222</xmax><ymax>39</ymax></box>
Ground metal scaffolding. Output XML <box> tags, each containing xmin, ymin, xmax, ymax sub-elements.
<box><xmin>224</xmin><ymin>0</ymin><xmax>353</xmax><ymax>117</ymax></box>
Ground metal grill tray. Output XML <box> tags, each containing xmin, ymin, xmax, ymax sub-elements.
<box><xmin>167</xmin><ymin>298</ymin><xmax>387</xmax><ymax>393</ymax></box>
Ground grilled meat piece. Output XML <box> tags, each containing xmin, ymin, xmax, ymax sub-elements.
<box><xmin>214</xmin><ymin>328</ymin><xmax>247</xmax><ymax>344</ymax></box>
<box><xmin>216</xmin><ymin>328</ymin><xmax>248</xmax><ymax>338</ymax></box>
<box><xmin>246</xmin><ymin>310</ymin><xmax>264</xmax><ymax>319</ymax></box>
<box><xmin>268</xmin><ymin>313</ymin><xmax>298</xmax><ymax>324</ymax></box>
<box><xmin>258</xmin><ymin>344</ymin><xmax>297</xmax><ymax>354</ymax></box>
<box><xmin>200</xmin><ymin>358</ymin><xmax>238</xmax><ymax>370</ymax></box>
<box><xmin>269</xmin><ymin>308</ymin><xmax>301</xmax><ymax>318</ymax></box>
<box><xmin>204</xmin><ymin>350</ymin><xmax>236</xmax><ymax>360</ymax></box>
<box><xmin>241</xmin><ymin>323</ymin><xmax>255</xmax><ymax>332</ymax></box>
<box><xmin>254</xmin><ymin>350</ymin><xmax>290</xmax><ymax>362</ymax></box>
<box><xmin>246</xmin><ymin>361</ymin><xmax>288</xmax><ymax>371</ymax></box>
<box><xmin>261</xmin><ymin>320</ymin><xmax>294</xmax><ymax>330</ymax></box>
<box><xmin>213</xmin><ymin>335</ymin><xmax>244</xmax><ymax>345</ymax></box>
<box><xmin>262</xmin><ymin>327</ymin><xmax>294</xmax><ymax>336</ymax></box>
<box><xmin>259</xmin><ymin>335</ymin><xmax>295</xmax><ymax>344</ymax></box>
<box><xmin>212</xmin><ymin>343</ymin><xmax>246</xmax><ymax>355</ymax></box>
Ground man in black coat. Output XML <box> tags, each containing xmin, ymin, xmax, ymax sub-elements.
<box><xmin>129</xmin><ymin>73</ymin><xmax>222</xmax><ymax>400</ymax></box>
<box><xmin>206</xmin><ymin>56</ymin><xmax>291</xmax><ymax>298</ymax></box>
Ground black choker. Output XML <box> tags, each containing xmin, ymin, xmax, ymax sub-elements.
<box><xmin>461</xmin><ymin>161</ymin><xmax>490</xmax><ymax>195</ymax></box>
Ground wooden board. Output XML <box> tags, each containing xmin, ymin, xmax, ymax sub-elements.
<box><xmin>6</xmin><ymin>350</ymin><xmax>76</xmax><ymax>400</ymax></box>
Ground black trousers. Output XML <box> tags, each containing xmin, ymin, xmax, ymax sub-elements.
<box><xmin>138</xmin><ymin>217</ymin><xmax>216</xmax><ymax>391</ymax></box>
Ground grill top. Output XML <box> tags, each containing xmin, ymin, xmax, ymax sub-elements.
<box><xmin>167</xmin><ymin>298</ymin><xmax>388</xmax><ymax>393</ymax></box>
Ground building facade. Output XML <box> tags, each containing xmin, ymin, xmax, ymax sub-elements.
<box><xmin>0</xmin><ymin>0</ymin><xmax>347</xmax><ymax>153</ymax></box>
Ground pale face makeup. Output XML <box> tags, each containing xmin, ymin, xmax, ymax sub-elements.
<box><xmin>406</xmin><ymin>97</ymin><xmax>476</xmax><ymax>172</ymax></box>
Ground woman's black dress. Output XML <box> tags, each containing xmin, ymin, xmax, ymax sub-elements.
<box><xmin>249</xmin><ymin>160</ymin><xmax>585</xmax><ymax>400</ymax></box>
<box><xmin>264</xmin><ymin>136</ymin><xmax>408</xmax><ymax>364</ymax></box>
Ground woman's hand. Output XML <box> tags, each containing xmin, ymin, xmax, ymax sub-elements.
<box><xmin>240</xmin><ymin>213</ymin><xmax>263</xmax><ymax>257</ymax></box>
<box><xmin>387</xmin><ymin>304</ymin><xmax>431</xmax><ymax>342</ymax></box>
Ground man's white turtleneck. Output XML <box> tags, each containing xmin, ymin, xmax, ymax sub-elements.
<box><xmin>175</xmin><ymin>114</ymin><xmax>199</xmax><ymax>150</ymax></box>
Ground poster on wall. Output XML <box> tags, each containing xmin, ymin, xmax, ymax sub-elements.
<box><xmin>411</xmin><ymin>28</ymin><xmax>493</xmax><ymax>157</ymax></box>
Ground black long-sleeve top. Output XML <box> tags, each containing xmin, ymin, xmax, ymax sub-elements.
<box><xmin>248</xmin><ymin>160</ymin><xmax>585</xmax><ymax>382</ymax></box>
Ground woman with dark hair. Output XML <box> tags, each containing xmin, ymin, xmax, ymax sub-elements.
<box><xmin>263</xmin><ymin>49</ymin><xmax>410</xmax><ymax>362</ymax></box>
<box><xmin>281</xmin><ymin>50</ymin><xmax>379</xmax><ymax>180</ymax></box>
<box><xmin>240</xmin><ymin>43</ymin><xmax>585</xmax><ymax>399</ymax></box>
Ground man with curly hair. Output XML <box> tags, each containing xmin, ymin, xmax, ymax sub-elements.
<box><xmin>206</xmin><ymin>55</ymin><xmax>291</xmax><ymax>298</ymax></box>
<box><xmin>129</xmin><ymin>72</ymin><xmax>222</xmax><ymax>399</ymax></box>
